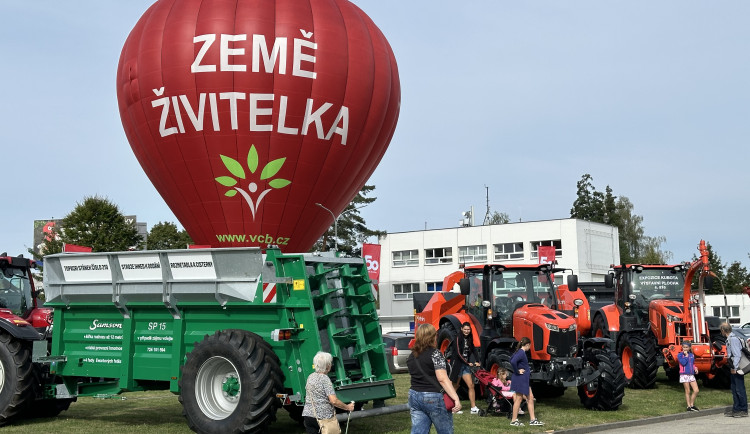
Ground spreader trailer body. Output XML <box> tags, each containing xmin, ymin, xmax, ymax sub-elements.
<box><xmin>38</xmin><ymin>247</ymin><xmax>394</xmax><ymax>433</ymax></box>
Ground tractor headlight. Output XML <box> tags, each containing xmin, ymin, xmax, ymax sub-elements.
<box><xmin>569</xmin><ymin>323</ymin><xmax>577</xmax><ymax>331</ymax></box>
<box><xmin>545</xmin><ymin>323</ymin><xmax>559</xmax><ymax>331</ymax></box>
<box><xmin>666</xmin><ymin>314</ymin><xmax>680</xmax><ymax>323</ymax></box>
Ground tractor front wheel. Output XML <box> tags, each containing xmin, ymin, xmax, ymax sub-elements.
<box><xmin>618</xmin><ymin>332</ymin><xmax>658</xmax><ymax>389</ymax></box>
<box><xmin>702</xmin><ymin>334</ymin><xmax>731</xmax><ymax>389</ymax></box>
<box><xmin>663</xmin><ymin>363</ymin><xmax>679</xmax><ymax>382</ymax></box>
<box><xmin>179</xmin><ymin>330</ymin><xmax>283</xmax><ymax>434</ymax></box>
<box><xmin>591</xmin><ymin>314</ymin><xmax>609</xmax><ymax>339</ymax></box>
<box><xmin>577</xmin><ymin>348</ymin><xmax>625</xmax><ymax>410</ymax></box>
<box><xmin>486</xmin><ymin>349</ymin><xmax>513</xmax><ymax>378</ymax></box>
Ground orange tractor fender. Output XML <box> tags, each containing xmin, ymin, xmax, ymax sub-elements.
<box><xmin>556</xmin><ymin>283</ymin><xmax>592</xmax><ymax>335</ymax></box>
<box><xmin>596</xmin><ymin>304</ymin><xmax>622</xmax><ymax>335</ymax></box>
<box><xmin>438</xmin><ymin>312</ymin><xmax>482</xmax><ymax>349</ymax></box>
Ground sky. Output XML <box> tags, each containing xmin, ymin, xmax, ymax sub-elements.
<box><xmin>2</xmin><ymin>1</ymin><xmax>749</xmax><ymax>270</ymax></box>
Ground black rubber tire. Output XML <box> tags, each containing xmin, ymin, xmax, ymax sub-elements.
<box><xmin>0</xmin><ymin>332</ymin><xmax>34</xmax><ymax>426</ymax></box>
<box><xmin>663</xmin><ymin>363</ymin><xmax>680</xmax><ymax>382</ymax></box>
<box><xmin>486</xmin><ymin>348</ymin><xmax>513</xmax><ymax>378</ymax></box>
<box><xmin>28</xmin><ymin>398</ymin><xmax>75</xmax><ymax>418</ymax></box>
<box><xmin>591</xmin><ymin>314</ymin><xmax>609</xmax><ymax>339</ymax></box>
<box><xmin>283</xmin><ymin>404</ymin><xmax>304</xmax><ymax>426</ymax></box>
<box><xmin>25</xmin><ymin>361</ymin><xmax>76</xmax><ymax>419</ymax></box>
<box><xmin>618</xmin><ymin>332</ymin><xmax>658</xmax><ymax>389</ymax></box>
<box><xmin>179</xmin><ymin>330</ymin><xmax>283</xmax><ymax>434</ymax></box>
<box><xmin>702</xmin><ymin>334</ymin><xmax>731</xmax><ymax>389</ymax></box>
<box><xmin>577</xmin><ymin>348</ymin><xmax>625</xmax><ymax>410</ymax></box>
<box><xmin>532</xmin><ymin>382</ymin><xmax>566</xmax><ymax>399</ymax></box>
<box><xmin>437</xmin><ymin>322</ymin><xmax>459</xmax><ymax>387</ymax></box>
<box><xmin>437</xmin><ymin>323</ymin><xmax>458</xmax><ymax>362</ymax></box>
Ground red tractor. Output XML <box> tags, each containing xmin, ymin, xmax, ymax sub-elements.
<box><xmin>0</xmin><ymin>253</ymin><xmax>68</xmax><ymax>425</ymax></box>
<box><xmin>413</xmin><ymin>262</ymin><xmax>625</xmax><ymax>410</ymax></box>
<box><xmin>586</xmin><ymin>240</ymin><xmax>729</xmax><ymax>389</ymax></box>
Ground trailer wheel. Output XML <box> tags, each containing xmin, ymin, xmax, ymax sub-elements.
<box><xmin>283</xmin><ymin>404</ymin><xmax>304</xmax><ymax>426</ymax></box>
<box><xmin>0</xmin><ymin>332</ymin><xmax>34</xmax><ymax>426</ymax></box>
<box><xmin>437</xmin><ymin>323</ymin><xmax>457</xmax><ymax>361</ymax></box>
<box><xmin>180</xmin><ymin>330</ymin><xmax>283</xmax><ymax>434</ymax></box>
<box><xmin>618</xmin><ymin>332</ymin><xmax>658</xmax><ymax>389</ymax></box>
<box><xmin>577</xmin><ymin>348</ymin><xmax>625</xmax><ymax>410</ymax></box>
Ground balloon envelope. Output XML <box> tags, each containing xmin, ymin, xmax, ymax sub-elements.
<box><xmin>117</xmin><ymin>0</ymin><xmax>400</xmax><ymax>251</ymax></box>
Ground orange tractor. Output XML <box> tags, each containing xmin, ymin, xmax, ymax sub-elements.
<box><xmin>413</xmin><ymin>263</ymin><xmax>625</xmax><ymax>410</ymax></box>
<box><xmin>586</xmin><ymin>240</ymin><xmax>729</xmax><ymax>388</ymax></box>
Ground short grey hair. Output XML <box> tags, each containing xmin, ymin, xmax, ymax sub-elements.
<box><xmin>313</xmin><ymin>352</ymin><xmax>333</xmax><ymax>373</ymax></box>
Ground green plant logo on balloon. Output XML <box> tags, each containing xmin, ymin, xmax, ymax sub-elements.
<box><xmin>214</xmin><ymin>145</ymin><xmax>291</xmax><ymax>220</ymax></box>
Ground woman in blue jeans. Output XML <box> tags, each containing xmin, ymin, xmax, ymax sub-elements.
<box><xmin>407</xmin><ymin>324</ymin><xmax>461</xmax><ymax>434</ymax></box>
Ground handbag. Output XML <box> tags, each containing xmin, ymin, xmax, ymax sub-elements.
<box><xmin>414</xmin><ymin>351</ymin><xmax>455</xmax><ymax>411</ymax></box>
<box><xmin>306</xmin><ymin>374</ymin><xmax>342</xmax><ymax>434</ymax></box>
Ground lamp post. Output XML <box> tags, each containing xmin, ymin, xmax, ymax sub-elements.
<box><xmin>315</xmin><ymin>203</ymin><xmax>337</xmax><ymax>252</ymax></box>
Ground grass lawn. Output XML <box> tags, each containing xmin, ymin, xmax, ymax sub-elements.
<box><xmin>3</xmin><ymin>372</ymin><xmax>745</xmax><ymax>433</ymax></box>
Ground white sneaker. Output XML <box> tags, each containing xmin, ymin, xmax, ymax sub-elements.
<box><xmin>455</xmin><ymin>410</ymin><xmax>463</xmax><ymax>414</ymax></box>
<box><xmin>518</xmin><ymin>409</ymin><xmax>525</xmax><ymax>415</ymax></box>
<box><xmin>470</xmin><ymin>406</ymin><xmax>480</xmax><ymax>414</ymax></box>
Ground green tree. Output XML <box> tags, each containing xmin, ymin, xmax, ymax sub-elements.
<box><xmin>486</xmin><ymin>211</ymin><xmax>510</xmax><ymax>225</ymax></box>
<box><xmin>724</xmin><ymin>261</ymin><xmax>750</xmax><ymax>294</ymax></box>
<box><xmin>571</xmin><ymin>174</ymin><xmax>670</xmax><ymax>264</ymax></box>
<box><xmin>313</xmin><ymin>185</ymin><xmax>385</xmax><ymax>256</ymax></box>
<box><xmin>60</xmin><ymin>196</ymin><xmax>143</xmax><ymax>252</ymax></box>
<box><xmin>147</xmin><ymin>222</ymin><xmax>193</xmax><ymax>250</ymax></box>
<box><xmin>570</xmin><ymin>174</ymin><xmax>604</xmax><ymax>221</ymax></box>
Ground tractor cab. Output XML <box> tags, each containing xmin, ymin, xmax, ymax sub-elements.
<box><xmin>608</xmin><ymin>264</ymin><xmax>685</xmax><ymax>326</ymax></box>
<box><xmin>459</xmin><ymin>264</ymin><xmax>581</xmax><ymax>341</ymax></box>
<box><xmin>0</xmin><ymin>261</ymin><xmax>35</xmax><ymax>317</ymax></box>
<box><xmin>0</xmin><ymin>254</ymin><xmax>51</xmax><ymax>336</ymax></box>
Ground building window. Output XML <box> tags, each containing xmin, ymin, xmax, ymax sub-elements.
<box><xmin>530</xmin><ymin>240</ymin><xmax>562</xmax><ymax>259</ymax></box>
<box><xmin>426</xmin><ymin>282</ymin><xmax>443</xmax><ymax>292</ymax></box>
<box><xmin>494</xmin><ymin>242</ymin><xmax>524</xmax><ymax>261</ymax></box>
<box><xmin>392</xmin><ymin>250</ymin><xmax>419</xmax><ymax>267</ymax></box>
<box><xmin>459</xmin><ymin>245</ymin><xmax>487</xmax><ymax>263</ymax></box>
<box><xmin>425</xmin><ymin>247</ymin><xmax>453</xmax><ymax>265</ymax></box>
<box><xmin>393</xmin><ymin>283</ymin><xmax>420</xmax><ymax>299</ymax></box>
<box><xmin>712</xmin><ymin>305</ymin><xmax>741</xmax><ymax>323</ymax></box>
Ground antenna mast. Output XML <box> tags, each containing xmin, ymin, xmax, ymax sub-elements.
<box><xmin>483</xmin><ymin>185</ymin><xmax>491</xmax><ymax>225</ymax></box>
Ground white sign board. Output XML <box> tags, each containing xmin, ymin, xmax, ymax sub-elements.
<box><xmin>59</xmin><ymin>256</ymin><xmax>112</xmax><ymax>282</ymax></box>
<box><xmin>167</xmin><ymin>252</ymin><xmax>217</xmax><ymax>280</ymax></box>
<box><xmin>119</xmin><ymin>254</ymin><xmax>162</xmax><ymax>281</ymax></box>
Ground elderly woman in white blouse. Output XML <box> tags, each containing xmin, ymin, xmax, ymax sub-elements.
<box><xmin>302</xmin><ymin>351</ymin><xmax>355</xmax><ymax>434</ymax></box>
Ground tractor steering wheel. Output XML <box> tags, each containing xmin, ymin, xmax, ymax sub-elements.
<box><xmin>495</xmin><ymin>297</ymin><xmax>514</xmax><ymax>314</ymax></box>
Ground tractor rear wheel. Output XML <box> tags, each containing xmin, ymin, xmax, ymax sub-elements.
<box><xmin>179</xmin><ymin>330</ymin><xmax>283</xmax><ymax>434</ymax></box>
<box><xmin>618</xmin><ymin>332</ymin><xmax>658</xmax><ymax>389</ymax></box>
<box><xmin>0</xmin><ymin>332</ymin><xmax>34</xmax><ymax>426</ymax></box>
<box><xmin>577</xmin><ymin>348</ymin><xmax>625</xmax><ymax>410</ymax></box>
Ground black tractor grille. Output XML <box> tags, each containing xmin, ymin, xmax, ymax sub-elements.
<box><xmin>549</xmin><ymin>329</ymin><xmax>577</xmax><ymax>356</ymax></box>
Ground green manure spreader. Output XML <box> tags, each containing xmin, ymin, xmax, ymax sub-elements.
<box><xmin>33</xmin><ymin>248</ymin><xmax>394</xmax><ymax>433</ymax></box>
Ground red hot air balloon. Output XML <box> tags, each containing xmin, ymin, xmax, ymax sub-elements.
<box><xmin>116</xmin><ymin>0</ymin><xmax>400</xmax><ymax>252</ymax></box>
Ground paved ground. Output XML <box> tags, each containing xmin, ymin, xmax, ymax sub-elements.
<box><xmin>555</xmin><ymin>405</ymin><xmax>748</xmax><ymax>433</ymax></box>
